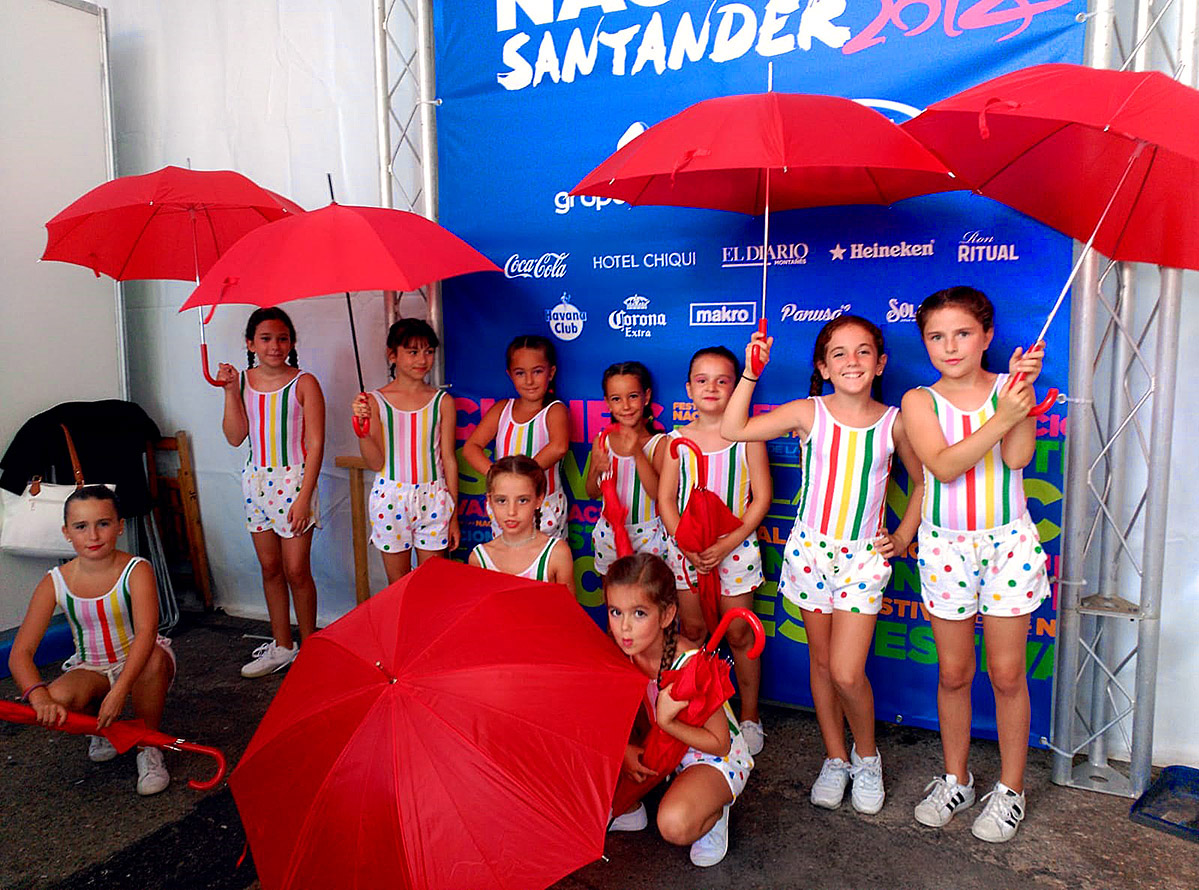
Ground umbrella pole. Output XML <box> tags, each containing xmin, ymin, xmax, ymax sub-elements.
<box><xmin>327</xmin><ymin>173</ymin><xmax>372</xmax><ymax>438</ymax></box>
<box><xmin>749</xmin><ymin>63</ymin><xmax>774</xmax><ymax>378</ymax></box>
<box><xmin>190</xmin><ymin>209</ymin><xmax>222</xmax><ymax>387</ymax></box>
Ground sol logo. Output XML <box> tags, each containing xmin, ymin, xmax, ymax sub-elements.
<box><xmin>887</xmin><ymin>299</ymin><xmax>917</xmax><ymax>323</ymax></box>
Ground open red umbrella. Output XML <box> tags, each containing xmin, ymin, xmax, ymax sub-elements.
<box><xmin>229</xmin><ymin>558</ymin><xmax>645</xmax><ymax>890</ymax></box>
<box><xmin>903</xmin><ymin>63</ymin><xmax>1199</xmax><ymax>412</ymax></box>
<box><xmin>0</xmin><ymin>700</ymin><xmax>226</xmax><ymax>789</ymax></box>
<box><xmin>40</xmin><ymin>165</ymin><xmax>304</xmax><ymax>386</ymax></box>
<box><xmin>180</xmin><ymin>202</ymin><xmax>501</xmax><ymax>436</ymax></box>
<box><xmin>572</xmin><ymin>80</ymin><xmax>959</xmax><ymax>373</ymax></box>
<box><xmin>609</xmin><ymin>608</ymin><xmax>765</xmax><ymax>818</ymax></box>
<box><xmin>595</xmin><ymin>425</ymin><xmax>633</xmax><ymax>559</ymax></box>
<box><xmin>670</xmin><ymin>436</ymin><xmax>744</xmax><ymax>634</ymax></box>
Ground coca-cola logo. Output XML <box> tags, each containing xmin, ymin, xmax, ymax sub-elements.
<box><xmin>504</xmin><ymin>252</ymin><xmax>569</xmax><ymax>279</ymax></box>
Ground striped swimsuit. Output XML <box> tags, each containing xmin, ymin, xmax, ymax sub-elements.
<box><xmin>592</xmin><ymin>433</ymin><xmax>667</xmax><ymax>572</ymax></box>
<box><xmin>490</xmin><ymin>399</ymin><xmax>568</xmax><ymax>540</ymax></box>
<box><xmin>240</xmin><ymin>371</ymin><xmax>319</xmax><ymax>536</ymax></box>
<box><xmin>369</xmin><ymin>390</ymin><xmax>454</xmax><ymax>553</ymax></box>
<box><xmin>778</xmin><ymin>399</ymin><xmax>898</xmax><ymax>614</ymax></box>
<box><xmin>472</xmin><ymin>537</ymin><xmax>559</xmax><ymax>582</ymax></box>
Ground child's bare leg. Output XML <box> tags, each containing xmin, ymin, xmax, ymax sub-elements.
<box><xmin>801</xmin><ymin>609</ymin><xmax>849</xmax><ymax>761</ymax></box>
<box><xmin>130</xmin><ymin>646</ymin><xmax>175</xmax><ymax>732</ymax></box>
<box><xmin>414</xmin><ymin>547</ymin><xmax>446</xmax><ymax>569</ymax></box>
<box><xmin>251</xmin><ymin>531</ymin><xmax>293</xmax><ymax>648</ymax></box>
<box><xmin>48</xmin><ymin>669</ymin><xmax>109</xmax><ymax>714</ymax></box>
<box><xmin>982</xmin><ymin>614</ymin><xmax>1032</xmax><ymax>792</ymax></box>
<box><xmin>280</xmin><ymin>530</ymin><xmax>317</xmax><ymax>642</ymax></box>
<box><xmin>721</xmin><ymin>592</ymin><xmax>760</xmax><ymax>724</ymax></box>
<box><xmin>930</xmin><ymin>615</ymin><xmax>977</xmax><ymax>780</ymax></box>
<box><xmin>657</xmin><ymin>765</ymin><xmax>734</xmax><ymax>846</ymax></box>
<box><xmin>381</xmin><ymin>550</ymin><xmax>413</xmax><ymax>586</ymax></box>
<box><xmin>828</xmin><ymin>611</ymin><xmax>879</xmax><ymax>757</ymax></box>
<box><xmin>675</xmin><ymin>587</ymin><xmax>706</xmax><ymax>643</ymax></box>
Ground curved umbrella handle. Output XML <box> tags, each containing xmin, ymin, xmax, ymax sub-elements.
<box><xmin>703</xmin><ymin>607</ymin><xmax>766</xmax><ymax>659</ymax></box>
<box><xmin>200</xmin><ymin>343</ymin><xmax>223</xmax><ymax>387</ymax></box>
<box><xmin>749</xmin><ymin>318</ymin><xmax>768</xmax><ymax>377</ymax></box>
<box><xmin>170</xmin><ymin>740</ymin><xmax>228</xmax><ymax>790</ymax></box>
<box><xmin>352</xmin><ymin>392</ymin><xmax>371</xmax><ymax>438</ymax></box>
<box><xmin>668</xmin><ymin>435</ymin><xmax>708</xmax><ymax>483</ymax></box>
<box><xmin>1011</xmin><ymin>368</ymin><xmax>1058</xmax><ymax>418</ymax></box>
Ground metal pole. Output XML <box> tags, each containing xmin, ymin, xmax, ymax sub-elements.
<box><xmin>1129</xmin><ymin>266</ymin><xmax>1182</xmax><ymax>795</ymax></box>
<box><xmin>1052</xmin><ymin>249</ymin><xmax>1100</xmax><ymax>785</ymax></box>
<box><xmin>416</xmin><ymin>0</ymin><xmax>444</xmax><ymax>387</ymax></box>
<box><xmin>373</xmin><ymin>0</ymin><xmax>399</xmax><ymax>329</ymax></box>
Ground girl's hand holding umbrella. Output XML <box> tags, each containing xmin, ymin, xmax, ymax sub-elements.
<box><xmin>997</xmin><ymin>378</ymin><xmax>1037</xmax><ymax>425</ymax></box>
<box><xmin>697</xmin><ymin>534</ymin><xmax>741</xmax><ymax>573</ymax></box>
<box><xmin>27</xmin><ymin>688</ymin><xmax>66</xmax><ymax>727</ymax></box>
<box><xmin>215</xmin><ymin>362</ymin><xmax>240</xmax><ymax>390</ymax></box>
<box><xmin>588</xmin><ymin>434</ymin><xmax>611</xmax><ymax>478</ymax></box>
<box><xmin>623</xmin><ymin>743</ymin><xmax>656</xmax><ymax>784</ymax></box>
<box><xmin>606</xmin><ymin>423</ymin><xmax>639</xmax><ymax>457</ymax></box>
<box><xmin>96</xmin><ymin>685</ymin><xmax>128</xmax><ymax>730</ymax></box>
<box><xmin>742</xmin><ymin>332</ymin><xmax>774</xmax><ymax>381</ymax></box>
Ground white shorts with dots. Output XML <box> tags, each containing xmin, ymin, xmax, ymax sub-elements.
<box><xmin>665</xmin><ymin>535</ymin><xmax>764</xmax><ymax>596</ymax></box>
<box><xmin>777</xmin><ymin>520</ymin><xmax>890</xmax><ymax>615</ymax></box>
<box><xmin>242</xmin><ymin>463</ymin><xmax>318</xmax><ymax>538</ymax></box>
<box><xmin>370</xmin><ymin>478</ymin><xmax>454</xmax><ymax>554</ymax></box>
<box><xmin>677</xmin><ymin>718</ymin><xmax>754</xmax><ymax>800</ymax></box>
<box><xmin>592</xmin><ymin>517</ymin><xmax>667</xmax><ymax>574</ymax></box>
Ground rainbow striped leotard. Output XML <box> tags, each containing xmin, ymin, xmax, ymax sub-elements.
<box><xmin>372</xmin><ymin>390</ymin><xmax>448</xmax><ymax>484</ymax></box>
<box><xmin>921</xmin><ymin>374</ymin><xmax>1026</xmax><ymax>531</ymax></box>
<box><xmin>796</xmin><ymin>398</ymin><xmax>898</xmax><ymax>541</ymax></box>
<box><xmin>606</xmin><ymin>432</ymin><xmax>664</xmax><ymax>524</ymax></box>
<box><xmin>51</xmin><ymin>557</ymin><xmax>145</xmax><ymax>667</ymax></box>
<box><xmin>472</xmin><ymin>537</ymin><xmax>558</xmax><ymax>581</ymax></box>
<box><xmin>495</xmin><ymin>399</ymin><xmax>564</xmax><ymax>495</ymax></box>
<box><xmin>670</xmin><ymin>430</ymin><xmax>752</xmax><ymax>517</ymax></box>
<box><xmin>242</xmin><ymin>371</ymin><xmax>310</xmax><ymax>468</ymax></box>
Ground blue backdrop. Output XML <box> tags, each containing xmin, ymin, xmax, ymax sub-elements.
<box><xmin>435</xmin><ymin>0</ymin><xmax>1085</xmax><ymax>744</ymax></box>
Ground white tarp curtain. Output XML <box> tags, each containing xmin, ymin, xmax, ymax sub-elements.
<box><xmin>83</xmin><ymin>1</ymin><xmax>1199</xmax><ymax>766</ymax></box>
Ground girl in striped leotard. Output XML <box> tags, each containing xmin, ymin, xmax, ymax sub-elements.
<box><xmin>901</xmin><ymin>286</ymin><xmax>1047</xmax><ymax>843</ymax></box>
<box><xmin>352</xmin><ymin>319</ymin><xmax>459</xmax><ymax>586</ymax></box>
<box><xmin>724</xmin><ymin>316</ymin><xmax>924</xmax><ymax>814</ymax></box>
<box><xmin>463</xmin><ymin>335</ymin><xmax>570</xmax><ymax>540</ymax></box>
<box><xmin>216</xmin><ymin>307</ymin><xmax>325</xmax><ymax>679</ymax></box>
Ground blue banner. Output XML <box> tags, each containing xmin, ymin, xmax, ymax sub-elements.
<box><xmin>435</xmin><ymin>0</ymin><xmax>1086</xmax><ymax>744</ymax></box>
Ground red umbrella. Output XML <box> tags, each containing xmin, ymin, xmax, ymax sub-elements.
<box><xmin>609</xmin><ymin>608</ymin><xmax>765</xmax><ymax>818</ymax></box>
<box><xmin>595</xmin><ymin>425</ymin><xmax>633</xmax><ymax>559</ymax></box>
<box><xmin>40</xmin><ymin>165</ymin><xmax>303</xmax><ymax>386</ymax></box>
<box><xmin>229</xmin><ymin>558</ymin><xmax>645</xmax><ymax>890</ymax></box>
<box><xmin>180</xmin><ymin>202</ymin><xmax>501</xmax><ymax>436</ymax></box>
<box><xmin>670</xmin><ymin>436</ymin><xmax>744</xmax><ymax>635</ymax></box>
<box><xmin>0</xmin><ymin>700</ymin><xmax>226</xmax><ymax>790</ymax></box>
<box><xmin>904</xmin><ymin>63</ymin><xmax>1199</xmax><ymax>412</ymax></box>
<box><xmin>572</xmin><ymin>82</ymin><xmax>960</xmax><ymax>372</ymax></box>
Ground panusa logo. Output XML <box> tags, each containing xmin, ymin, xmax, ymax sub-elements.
<box><xmin>545</xmin><ymin>293</ymin><xmax>586</xmax><ymax>341</ymax></box>
<box><xmin>609</xmin><ymin>294</ymin><xmax>667</xmax><ymax>338</ymax></box>
<box><xmin>958</xmin><ymin>230</ymin><xmax>1020</xmax><ymax>262</ymax></box>
<box><xmin>721</xmin><ymin>243</ymin><xmax>808</xmax><ymax>268</ymax></box>
<box><xmin>690</xmin><ymin>302</ymin><xmax>758</xmax><ymax>327</ymax></box>
<box><xmin>780</xmin><ymin>303</ymin><xmax>852</xmax><ymax>323</ymax></box>
<box><xmin>829</xmin><ymin>240</ymin><xmax>935</xmax><ymax>260</ymax></box>
<box><xmin>504</xmin><ymin>252</ymin><xmax>568</xmax><ymax>279</ymax></box>
<box><xmin>886</xmin><ymin>299</ymin><xmax>917</xmax><ymax>323</ymax></box>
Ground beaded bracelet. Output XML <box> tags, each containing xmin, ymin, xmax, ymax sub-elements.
<box><xmin>20</xmin><ymin>681</ymin><xmax>48</xmax><ymax>701</ymax></box>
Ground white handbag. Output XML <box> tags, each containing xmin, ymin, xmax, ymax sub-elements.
<box><xmin>0</xmin><ymin>424</ymin><xmax>109</xmax><ymax>558</ymax></box>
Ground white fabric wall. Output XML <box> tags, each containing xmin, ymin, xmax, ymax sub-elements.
<box><xmin>88</xmin><ymin>1</ymin><xmax>1198</xmax><ymax>766</ymax></box>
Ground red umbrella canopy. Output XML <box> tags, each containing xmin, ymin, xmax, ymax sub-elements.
<box><xmin>572</xmin><ymin>92</ymin><xmax>960</xmax><ymax>213</ymax></box>
<box><xmin>903</xmin><ymin>63</ymin><xmax>1199</xmax><ymax>270</ymax></box>
<box><xmin>229</xmin><ymin>558</ymin><xmax>646</xmax><ymax>890</ymax></box>
<box><xmin>41</xmin><ymin>165</ymin><xmax>303</xmax><ymax>281</ymax></box>
<box><xmin>180</xmin><ymin>203</ymin><xmax>501</xmax><ymax>311</ymax></box>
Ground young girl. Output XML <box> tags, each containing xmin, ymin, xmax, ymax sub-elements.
<box><xmin>658</xmin><ymin>346</ymin><xmax>772</xmax><ymax>756</ymax></box>
<box><xmin>352</xmin><ymin>319</ymin><xmax>459</xmax><ymax>585</ymax></box>
<box><xmin>215</xmin><ymin>307</ymin><xmax>325</xmax><ymax>679</ymax></box>
<box><xmin>463</xmin><ymin>335</ymin><xmax>570</xmax><ymax>540</ymax></box>
<box><xmin>585</xmin><ymin>361</ymin><xmax>667</xmax><ymax>578</ymax></box>
<box><xmin>900</xmin><ymin>286</ymin><xmax>1048</xmax><ymax>843</ymax></box>
<box><xmin>8</xmin><ymin>487</ymin><xmax>176</xmax><ymax>796</ymax></box>
<box><xmin>722</xmin><ymin>316</ymin><xmax>924</xmax><ymax>814</ymax></box>
<box><xmin>606</xmin><ymin>553</ymin><xmax>753</xmax><ymax>867</ymax></box>
<box><xmin>468</xmin><ymin>455</ymin><xmax>575</xmax><ymax>594</ymax></box>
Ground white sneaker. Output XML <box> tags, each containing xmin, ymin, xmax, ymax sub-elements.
<box><xmin>240</xmin><ymin>640</ymin><xmax>299</xmax><ymax>678</ymax></box>
<box><xmin>914</xmin><ymin>773</ymin><xmax>976</xmax><ymax>827</ymax></box>
<box><xmin>608</xmin><ymin>803</ymin><xmax>648</xmax><ymax>832</ymax></box>
<box><xmin>136</xmin><ymin>747</ymin><xmax>170</xmax><ymax>796</ymax></box>
<box><xmin>88</xmin><ymin>734</ymin><xmax>118</xmax><ymax>762</ymax></box>
<box><xmin>689</xmin><ymin>804</ymin><xmax>730</xmax><ymax>867</ymax></box>
<box><xmin>810</xmin><ymin>757</ymin><xmax>850</xmax><ymax>809</ymax></box>
<box><xmin>739</xmin><ymin>719</ymin><xmax>764</xmax><ymax>756</ymax></box>
<box><xmin>849</xmin><ymin>746</ymin><xmax>885</xmax><ymax>815</ymax></box>
<box><xmin>971</xmin><ymin>783</ymin><xmax>1026</xmax><ymax>843</ymax></box>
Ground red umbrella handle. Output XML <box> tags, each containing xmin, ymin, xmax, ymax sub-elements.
<box><xmin>352</xmin><ymin>392</ymin><xmax>371</xmax><ymax>438</ymax></box>
<box><xmin>702</xmin><ymin>607</ymin><xmax>765</xmax><ymax>659</ymax></box>
<box><xmin>200</xmin><ymin>343</ymin><xmax>223</xmax><ymax>387</ymax></box>
<box><xmin>668</xmin><ymin>435</ymin><xmax>708</xmax><ymax>482</ymax></box>
<box><xmin>749</xmin><ymin>318</ymin><xmax>768</xmax><ymax>377</ymax></box>
<box><xmin>168</xmin><ymin>739</ymin><xmax>228</xmax><ymax>790</ymax></box>
<box><xmin>1011</xmin><ymin>367</ymin><xmax>1058</xmax><ymax>417</ymax></box>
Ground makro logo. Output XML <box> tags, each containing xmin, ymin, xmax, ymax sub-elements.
<box><xmin>780</xmin><ymin>303</ymin><xmax>852</xmax><ymax>323</ymax></box>
<box><xmin>829</xmin><ymin>240</ymin><xmax>935</xmax><ymax>260</ymax></box>
<box><xmin>609</xmin><ymin>294</ymin><xmax>667</xmax><ymax>338</ymax></box>
<box><xmin>690</xmin><ymin>302</ymin><xmax>757</xmax><ymax>327</ymax></box>
<box><xmin>721</xmin><ymin>243</ymin><xmax>808</xmax><ymax>268</ymax></box>
<box><xmin>958</xmin><ymin>230</ymin><xmax>1020</xmax><ymax>262</ymax></box>
<box><xmin>504</xmin><ymin>251</ymin><xmax>568</xmax><ymax>279</ymax></box>
<box><xmin>545</xmin><ymin>293</ymin><xmax>586</xmax><ymax>341</ymax></box>
<box><xmin>886</xmin><ymin>299</ymin><xmax>917</xmax><ymax>323</ymax></box>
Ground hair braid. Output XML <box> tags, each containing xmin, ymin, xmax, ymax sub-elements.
<box><xmin>657</xmin><ymin>620</ymin><xmax>678</xmax><ymax>684</ymax></box>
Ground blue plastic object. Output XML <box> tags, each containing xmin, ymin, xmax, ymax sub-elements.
<box><xmin>0</xmin><ymin>615</ymin><xmax>74</xmax><ymax>680</ymax></box>
<box><xmin>1130</xmin><ymin>765</ymin><xmax>1199</xmax><ymax>843</ymax></box>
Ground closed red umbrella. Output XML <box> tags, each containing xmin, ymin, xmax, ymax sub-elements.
<box><xmin>0</xmin><ymin>700</ymin><xmax>226</xmax><ymax>789</ymax></box>
<box><xmin>228</xmin><ymin>558</ymin><xmax>645</xmax><ymax>890</ymax></box>
<box><xmin>595</xmin><ymin>425</ymin><xmax>633</xmax><ymax>559</ymax></box>
<box><xmin>670</xmin><ymin>436</ymin><xmax>744</xmax><ymax>635</ymax></box>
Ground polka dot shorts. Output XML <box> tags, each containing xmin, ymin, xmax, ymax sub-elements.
<box><xmin>370</xmin><ymin>478</ymin><xmax>454</xmax><ymax>553</ymax></box>
<box><xmin>665</xmin><ymin>536</ymin><xmax>764</xmax><ymax>596</ymax></box>
<box><xmin>242</xmin><ymin>463</ymin><xmax>318</xmax><ymax>538</ymax></box>
<box><xmin>917</xmin><ymin>512</ymin><xmax>1050</xmax><ymax>620</ymax></box>
<box><xmin>677</xmin><ymin>708</ymin><xmax>754</xmax><ymax>800</ymax></box>
<box><xmin>777</xmin><ymin>520</ymin><xmax>890</xmax><ymax>615</ymax></box>
<box><xmin>592</xmin><ymin>517</ymin><xmax>667</xmax><ymax>574</ymax></box>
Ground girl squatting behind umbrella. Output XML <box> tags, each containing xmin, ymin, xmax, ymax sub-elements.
<box><xmin>215</xmin><ymin>307</ymin><xmax>325</xmax><ymax>679</ymax></box>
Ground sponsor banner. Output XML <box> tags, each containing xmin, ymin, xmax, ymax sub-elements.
<box><xmin>436</xmin><ymin>0</ymin><xmax>1085</xmax><ymax>745</ymax></box>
